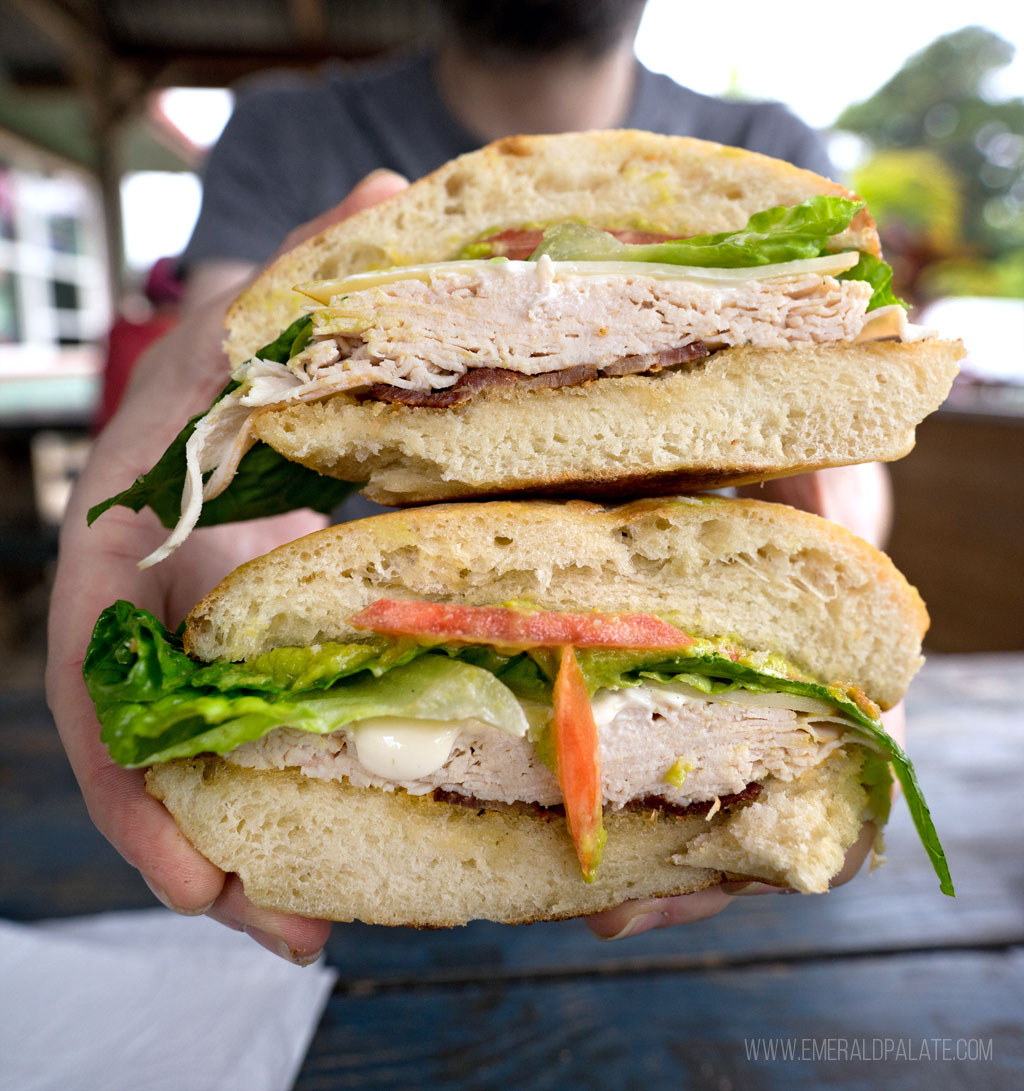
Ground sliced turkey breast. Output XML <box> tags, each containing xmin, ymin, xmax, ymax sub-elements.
<box><xmin>227</xmin><ymin>681</ymin><xmax>861</xmax><ymax>811</ymax></box>
<box><xmin>288</xmin><ymin>257</ymin><xmax>873</xmax><ymax>396</ymax></box>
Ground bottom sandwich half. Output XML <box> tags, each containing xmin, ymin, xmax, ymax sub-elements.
<box><xmin>84</xmin><ymin>496</ymin><xmax>952</xmax><ymax>926</ymax></box>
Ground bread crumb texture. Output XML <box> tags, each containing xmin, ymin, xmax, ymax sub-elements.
<box><xmin>675</xmin><ymin>748</ymin><xmax>867</xmax><ymax>892</ymax></box>
<box><xmin>225</xmin><ymin>130</ymin><xmax>881</xmax><ymax>367</ymax></box>
<box><xmin>146</xmin><ymin>748</ymin><xmax>866</xmax><ymax>925</ymax></box>
<box><xmin>250</xmin><ymin>340</ymin><xmax>960</xmax><ymax>505</ymax></box>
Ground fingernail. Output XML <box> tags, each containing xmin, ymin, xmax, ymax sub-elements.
<box><xmin>360</xmin><ymin>168</ymin><xmax>407</xmax><ymax>188</ymax></box>
<box><xmin>143</xmin><ymin>876</ymin><xmax>215</xmax><ymax>916</ymax></box>
<box><xmin>722</xmin><ymin>882</ymin><xmax>794</xmax><ymax>896</ymax></box>
<box><xmin>600</xmin><ymin>911</ymin><xmax>665</xmax><ymax>941</ymax></box>
<box><xmin>244</xmin><ymin>926</ymin><xmax>324</xmax><ymax>966</ymax></box>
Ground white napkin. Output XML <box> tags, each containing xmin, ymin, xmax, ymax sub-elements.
<box><xmin>0</xmin><ymin>909</ymin><xmax>337</xmax><ymax>1091</ymax></box>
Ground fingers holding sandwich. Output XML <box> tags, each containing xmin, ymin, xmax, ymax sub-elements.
<box><xmin>586</xmin><ymin>887</ymin><xmax>734</xmax><ymax>941</ymax></box>
<box><xmin>205</xmin><ymin>876</ymin><xmax>331</xmax><ymax>965</ymax></box>
<box><xmin>272</xmin><ymin>168</ymin><xmax>410</xmax><ymax>263</ymax></box>
<box><xmin>586</xmin><ymin>817</ymin><xmax>880</xmax><ymax>942</ymax></box>
<box><xmin>48</xmin><ymin>172</ymin><xmax>410</xmax><ymax>961</ymax></box>
<box><xmin>54</xmin><ymin>682</ymin><xmax>227</xmax><ymax>917</ymax></box>
<box><xmin>47</xmin><ymin>510</ymin><xmax>330</xmax><ymax>951</ymax></box>
<box><xmin>738</xmin><ymin>462</ymin><xmax>894</xmax><ymax>550</ymax></box>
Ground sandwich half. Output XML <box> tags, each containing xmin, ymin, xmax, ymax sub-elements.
<box><xmin>88</xmin><ymin>130</ymin><xmax>963</xmax><ymax>566</ymax></box>
<box><xmin>83</xmin><ymin>497</ymin><xmax>953</xmax><ymax>925</ymax></box>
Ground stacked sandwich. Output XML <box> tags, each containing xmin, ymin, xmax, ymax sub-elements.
<box><xmin>85</xmin><ymin>131</ymin><xmax>960</xmax><ymax>924</ymax></box>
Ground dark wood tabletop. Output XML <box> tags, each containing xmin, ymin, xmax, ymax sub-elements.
<box><xmin>2</xmin><ymin>653</ymin><xmax>1022</xmax><ymax>1088</ymax></box>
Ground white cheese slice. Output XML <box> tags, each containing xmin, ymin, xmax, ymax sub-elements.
<box><xmin>295</xmin><ymin>251</ymin><xmax>862</xmax><ymax>303</ymax></box>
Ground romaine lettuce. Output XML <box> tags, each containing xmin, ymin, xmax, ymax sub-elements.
<box><xmin>84</xmin><ymin>600</ymin><xmax>953</xmax><ymax>895</ymax></box>
<box><xmin>573</xmin><ymin>645</ymin><xmax>953</xmax><ymax>896</ymax></box>
<box><xmin>530</xmin><ymin>195</ymin><xmax>900</xmax><ymax>311</ymax></box>
<box><xmin>86</xmin><ymin>603</ymin><xmax>527</xmax><ymax>767</ymax></box>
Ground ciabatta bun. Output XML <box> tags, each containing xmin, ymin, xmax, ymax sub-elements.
<box><xmin>249</xmin><ymin>339</ymin><xmax>961</xmax><ymax>504</ymax></box>
<box><xmin>217</xmin><ymin>130</ymin><xmax>959</xmax><ymax>505</ymax></box>
<box><xmin>225</xmin><ymin>131</ymin><xmax>881</xmax><ymax>367</ymax></box>
<box><xmin>147</xmin><ymin>748</ymin><xmax>867</xmax><ymax>926</ymax></box>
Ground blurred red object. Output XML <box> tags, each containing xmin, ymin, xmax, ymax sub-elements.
<box><xmin>94</xmin><ymin>257</ymin><xmax>183</xmax><ymax>433</ymax></box>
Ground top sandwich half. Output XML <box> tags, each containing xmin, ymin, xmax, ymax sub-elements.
<box><xmin>89</xmin><ymin>130</ymin><xmax>964</xmax><ymax>565</ymax></box>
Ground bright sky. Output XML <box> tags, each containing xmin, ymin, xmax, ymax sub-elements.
<box><xmin>636</xmin><ymin>1</ymin><xmax>1024</xmax><ymax>130</ymax></box>
<box><xmin>159</xmin><ymin>87</ymin><xmax>235</xmax><ymax>148</ymax></box>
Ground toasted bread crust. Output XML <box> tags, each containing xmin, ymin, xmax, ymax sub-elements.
<box><xmin>248</xmin><ymin>339</ymin><xmax>962</xmax><ymax>505</ymax></box>
<box><xmin>218</xmin><ymin>131</ymin><xmax>958</xmax><ymax>504</ymax></box>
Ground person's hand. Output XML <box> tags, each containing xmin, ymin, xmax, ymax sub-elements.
<box><xmin>739</xmin><ymin>463</ymin><xmax>893</xmax><ymax>549</ymax></box>
<box><xmin>585</xmin><ymin>697</ymin><xmax>906</xmax><ymax>940</ymax></box>
<box><xmin>46</xmin><ymin>169</ymin><xmax>409</xmax><ymax>963</ymax></box>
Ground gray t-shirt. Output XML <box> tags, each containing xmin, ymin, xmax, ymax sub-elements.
<box><xmin>183</xmin><ymin>50</ymin><xmax>833</xmax><ymax>268</ymax></box>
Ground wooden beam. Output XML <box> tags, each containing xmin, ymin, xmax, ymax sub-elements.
<box><xmin>4</xmin><ymin>45</ymin><xmax>394</xmax><ymax>93</ymax></box>
<box><xmin>6</xmin><ymin>0</ymin><xmax>113</xmax><ymax>85</ymax></box>
<box><xmin>124</xmin><ymin>44</ymin><xmax>390</xmax><ymax>86</ymax></box>
<box><xmin>6</xmin><ymin>0</ymin><xmax>142</xmax><ymax>299</ymax></box>
<box><xmin>289</xmin><ymin>0</ymin><xmax>328</xmax><ymax>46</ymax></box>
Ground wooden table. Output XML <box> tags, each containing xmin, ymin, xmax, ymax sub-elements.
<box><xmin>2</xmin><ymin>654</ymin><xmax>1022</xmax><ymax>1088</ymax></box>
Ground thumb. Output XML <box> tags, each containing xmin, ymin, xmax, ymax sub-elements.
<box><xmin>277</xmin><ymin>168</ymin><xmax>410</xmax><ymax>255</ymax></box>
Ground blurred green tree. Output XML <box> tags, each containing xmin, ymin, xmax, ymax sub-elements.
<box><xmin>836</xmin><ymin>26</ymin><xmax>1024</xmax><ymax>303</ymax></box>
<box><xmin>849</xmin><ymin>150</ymin><xmax>963</xmax><ymax>305</ymax></box>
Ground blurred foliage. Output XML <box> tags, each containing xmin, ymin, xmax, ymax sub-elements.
<box><xmin>850</xmin><ymin>150</ymin><xmax>963</xmax><ymax>303</ymax></box>
<box><xmin>851</xmin><ymin>151</ymin><xmax>963</xmax><ymax>250</ymax></box>
<box><xmin>836</xmin><ymin>26</ymin><xmax>1024</xmax><ymax>304</ymax></box>
<box><xmin>921</xmin><ymin>251</ymin><xmax>1024</xmax><ymax>299</ymax></box>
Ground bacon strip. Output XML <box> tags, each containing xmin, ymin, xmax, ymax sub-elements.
<box><xmin>360</xmin><ymin>341</ymin><xmax>708</xmax><ymax>408</ymax></box>
<box><xmin>431</xmin><ymin>782</ymin><xmax>763</xmax><ymax>819</ymax></box>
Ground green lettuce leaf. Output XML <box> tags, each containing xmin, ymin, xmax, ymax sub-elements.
<box><xmin>530</xmin><ymin>196</ymin><xmax>861</xmax><ymax>267</ymax></box>
<box><xmin>529</xmin><ymin>195</ymin><xmax>903</xmax><ymax>312</ymax></box>
<box><xmin>574</xmin><ymin>646</ymin><xmax>953</xmax><ymax>896</ymax></box>
<box><xmin>85</xmin><ymin>602</ymin><xmax>527</xmax><ymax>767</ymax></box>
<box><xmin>84</xmin><ymin>599</ymin><xmax>198</xmax><ymax>707</ymax></box>
<box><xmin>861</xmin><ymin>750</ymin><xmax>895</xmax><ymax>826</ymax></box>
<box><xmin>840</xmin><ymin>251</ymin><xmax>907</xmax><ymax>310</ymax></box>
<box><xmin>87</xmin><ymin>317</ymin><xmax>361</xmax><ymax>529</ymax></box>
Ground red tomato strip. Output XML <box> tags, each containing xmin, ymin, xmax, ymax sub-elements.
<box><xmin>349</xmin><ymin>599</ymin><xmax>693</xmax><ymax>650</ymax></box>
<box><xmin>484</xmin><ymin>227</ymin><xmax>682</xmax><ymax>261</ymax></box>
<box><xmin>553</xmin><ymin>645</ymin><xmax>606</xmax><ymax>882</ymax></box>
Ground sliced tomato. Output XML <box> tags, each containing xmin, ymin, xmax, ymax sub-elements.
<box><xmin>482</xmin><ymin>227</ymin><xmax>683</xmax><ymax>261</ymax></box>
<box><xmin>349</xmin><ymin>599</ymin><xmax>692</xmax><ymax>650</ymax></box>
<box><xmin>553</xmin><ymin>645</ymin><xmax>606</xmax><ymax>882</ymax></box>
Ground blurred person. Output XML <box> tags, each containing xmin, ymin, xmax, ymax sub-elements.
<box><xmin>47</xmin><ymin>0</ymin><xmax>893</xmax><ymax>963</ymax></box>
<box><xmin>94</xmin><ymin>257</ymin><xmax>184</xmax><ymax>433</ymax></box>
<box><xmin>182</xmin><ymin>0</ymin><xmax>833</xmax><ymax>305</ymax></box>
